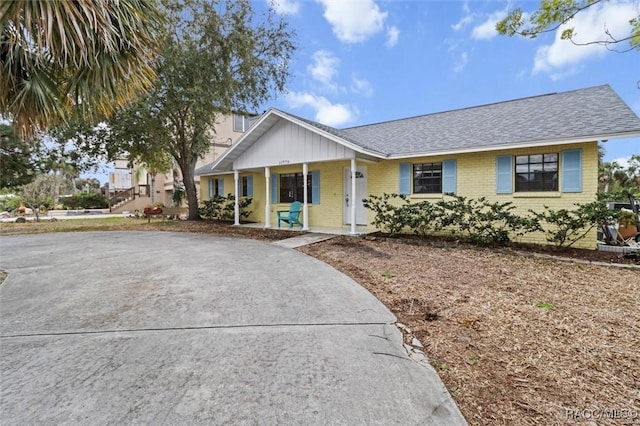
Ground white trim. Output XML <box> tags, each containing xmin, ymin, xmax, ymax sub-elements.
<box><xmin>302</xmin><ymin>163</ymin><xmax>309</xmax><ymax>231</ymax></box>
<box><xmin>264</xmin><ymin>167</ymin><xmax>271</xmax><ymax>228</ymax></box>
<box><xmin>233</xmin><ymin>170</ymin><xmax>240</xmax><ymax>226</ymax></box>
<box><xmin>386</xmin><ymin>136</ymin><xmax>626</xmax><ymax>160</ymax></box>
<box><xmin>350</xmin><ymin>159</ymin><xmax>357</xmax><ymax>235</ymax></box>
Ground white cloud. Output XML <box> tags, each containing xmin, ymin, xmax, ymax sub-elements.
<box><xmin>452</xmin><ymin>15</ymin><xmax>473</xmax><ymax>32</ymax></box>
<box><xmin>471</xmin><ymin>9</ymin><xmax>507</xmax><ymax>40</ymax></box>
<box><xmin>351</xmin><ymin>74</ymin><xmax>373</xmax><ymax>96</ymax></box>
<box><xmin>286</xmin><ymin>91</ymin><xmax>357</xmax><ymax>127</ymax></box>
<box><xmin>613</xmin><ymin>157</ymin><xmax>631</xmax><ymax>169</ymax></box>
<box><xmin>533</xmin><ymin>1</ymin><xmax>637</xmax><ymax>75</ymax></box>
<box><xmin>453</xmin><ymin>52</ymin><xmax>468</xmax><ymax>73</ymax></box>
<box><xmin>307</xmin><ymin>50</ymin><xmax>340</xmax><ymax>91</ymax></box>
<box><xmin>385</xmin><ymin>25</ymin><xmax>399</xmax><ymax>47</ymax></box>
<box><xmin>268</xmin><ymin>0</ymin><xmax>300</xmax><ymax>15</ymax></box>
<box><xmin>316</xmin><ymin>0</ymin><xmax>388</xmax><ymax>43</ymax></box>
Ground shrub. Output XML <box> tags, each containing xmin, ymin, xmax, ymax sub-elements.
<box><xmin>362</xmin><ymin>194</ymin><xmax>412</xmax><ymax>235</ymax></box>
<box><xmin>200</xmin><ymin>193</ymin><xmax>252</xmax><ymax>220</ymax></box>
<box><xmin>61</xmin><ymin>192</ymin><xmax>108</xmax><ymax>209</ymax></box>
<box><xmin>530</xmin><ymin>201</ymin><xmax>616</xmax><ymax>248</ymax></box>
<box><xmin>364</xmin><ymin>193</ymin><xmax>538</xmax><ymax>246</ymax></box>
<box><xmin>437</xmin><ymin>195</ymin><xmax>538</xmax><ymax>246</ymax></box>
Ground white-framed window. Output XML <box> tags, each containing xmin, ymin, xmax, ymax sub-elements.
<box><xmin>233</xmin><ymin>114</ymin><xmax>258</xmax><ymax>132</ymax></box>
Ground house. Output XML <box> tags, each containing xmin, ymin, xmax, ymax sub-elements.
<box><xmin>110</xmin><ymin>112</ymin><xmax>257</xmax><ymax>212</ymax></box>
<box><xmin>196</xmin><ymin>85</ymin><xmax>640</xmax><ymax>248</ymax></box>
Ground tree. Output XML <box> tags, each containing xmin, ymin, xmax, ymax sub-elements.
<box><xmin>0</xmin><ymin>0</ymin><xmax>163</xmax><ymax>137</ymax></box>
<box><xmin>598</xmin><ymin>154</ymin><xmax>640</xmax><ymax>199</ymax></box>
<box><xmin>496</xmin><ymin>0</ymin><xmax>640</xmax><ymax>51</ymax></box>
<box><xmin>89</xmin><ymin>0</ymin><xmax>296</xmax><ymax>220</ymax></box>
<box><xmin>0</xmin><ymin>124</ymin><xmax>41</xmax><ymax>188</ymax></box>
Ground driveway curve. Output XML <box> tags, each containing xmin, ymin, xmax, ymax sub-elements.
<box><xmin>0</xmin><ymin>231</ymin><xmax>465</xmax><ymax>425</ymax></box>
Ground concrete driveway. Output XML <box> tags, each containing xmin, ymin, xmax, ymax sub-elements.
<box><xmin>0</xmin><ymin>232</ymin><xmax>465</xmax><ymax>425</ymax></box>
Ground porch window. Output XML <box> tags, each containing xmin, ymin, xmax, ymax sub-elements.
<box><xmin>279</xmin><ymin>173</ymin><xmax>312</xmax><ymax>203</ymax></box>
<box><xmin>208</xmin><ymin>178</ymin><xmax>223</xmax><ymax>198</ymax></box>
<box><xmin>241</xmin><ymin>176</ymin><xmax>253</xmax><ymax>197</ymax></box>
<box><xmin>515</xmin><ymin>154</ymin><xmax>558</xmax><ymax>192</ymax></box>
<box><xmin>413</xmin><ymin>162</ymin><xmax>442</xmax><ymax>194</ymax></box>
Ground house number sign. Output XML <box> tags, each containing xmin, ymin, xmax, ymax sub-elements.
<box><xmin>278</xmin><ymin>160</ymin><xmax>290</xmax><ymax>165</ymax></box>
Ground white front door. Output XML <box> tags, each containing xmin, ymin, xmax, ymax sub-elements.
<box><xmin>343</xmin><ymin>166</ymin><xmax>368</xmax><ymax>225</ymax></box>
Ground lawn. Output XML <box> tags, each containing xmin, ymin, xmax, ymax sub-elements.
<box><xmin>1</xmin><ymin>218</ymin><xmax>638</xmax><ymax>425</ymax></box>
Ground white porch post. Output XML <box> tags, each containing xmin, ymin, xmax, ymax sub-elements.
<box><xmin>233</xmin><ymin>169</ymin><xmax>240</xmax><ymax>226</ymax></box>
<box><xmin>264</xmin><ymin>167</ymin><xmax>271</xmax><ymax>228</ymax></box>
<box><xmin>302</xmin><ymin>163</ymin><xmax>309</xmax><ymax>230</ymax></box>
<box><xmin>350</xmin><ymin>158</ymin><xmax>357</xmax><ymax>235</ymax></box>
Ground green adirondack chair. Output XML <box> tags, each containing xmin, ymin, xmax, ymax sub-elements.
<box><xmin>277</xmin><ymin>201</ymin><xmax>303</xmax><ymax>229</ymax></box>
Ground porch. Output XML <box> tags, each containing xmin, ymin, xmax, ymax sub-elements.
<box><xmin>237</xmin><ymin>222</ymin><xmax>375</xmax><ymax>236</ymax></box>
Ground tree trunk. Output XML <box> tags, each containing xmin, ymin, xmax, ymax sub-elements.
<box><xmin>177</xmin><ymin>157</ymin><xmax>200</xmax><ymax>220</ymax></box>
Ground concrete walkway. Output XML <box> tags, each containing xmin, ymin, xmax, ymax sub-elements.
<box><xmin>0</xmin><ymin>232</ymin><xmax>466</xmax><ymax>425</ymax></box>
<box><xmin>271</xmin><ymin>232</ymin><xmax>339</xmax><ymax>248</ymax></box>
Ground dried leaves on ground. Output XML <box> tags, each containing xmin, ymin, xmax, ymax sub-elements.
<box><xmin>299</xmin><ymin>236</ymin><xmax>640</xmax><ymax>426</ymax></box>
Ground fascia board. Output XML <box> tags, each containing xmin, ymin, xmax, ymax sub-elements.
<box><xmin>386</xmin><ymin>133</ymin><xmax>640</xmax><ymax>160</ymax></box>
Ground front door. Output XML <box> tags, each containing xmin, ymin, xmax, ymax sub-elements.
<box><xmin>343</xmin><ymin>166</ymin><xmax>368</xmax><ymax>225</ymax></box>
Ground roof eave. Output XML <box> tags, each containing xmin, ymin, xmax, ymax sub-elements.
<box><xmin>386</xmin><ymin>131</ymin><xmax>640</xmax><ymax>159</ymax></box>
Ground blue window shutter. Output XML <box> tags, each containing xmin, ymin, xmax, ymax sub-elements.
<box><xmin>399</xmin><ymin>163</ymin><xmax>411</xmax><ymax>195</ymax></box>
<box><xmin>208</xmin><ymin>178</ymin><xmax>213</xmax><ymax>198</ymax></box>
<box><xmin>442</xmin><ymin>159</ymin><xmax>457</xmax><ymax>194</ymax></box>
<box><xmin>562</xmin><ymin>149</ymin><xmax>582</xmax><ymax>193</ymax></box>
<box><xmin>311</xmin><ymin>170</ymin><xmax>320</xmax><ymax>204</ymax></box>
<box><xmin>496</xmin><ymin>155</ymin><xmax>513</xmax><ymax>194</ymax></box>
<box><xmin>217</xmin><ymin>179</ymin><xmax>224</xmax><ymax>196</ymax></box>
<box><xmin>246</xmin><ymin>176</ymin><xmax>253</xmax><ymax>197</ymax></box>
<box><xmin>271</xmin><ymin>174</ymin><xmax>278</xmax><ymax>203</ymax></box>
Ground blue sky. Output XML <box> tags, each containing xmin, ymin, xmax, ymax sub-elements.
<box><xmin>87</xmin><ymin>0</ymin><xmax>639</xmax><ymax>183</ymax></box>
<box><xmin>262</xmin><ymin>0</ymin><xmax>639</xmax><ymax>165</ymax></box>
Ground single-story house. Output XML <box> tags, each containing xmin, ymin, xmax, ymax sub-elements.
<box><xmin>196</xmin><ymin>85</ymin><xmax>640</xmax><ymax>248</ymax></box>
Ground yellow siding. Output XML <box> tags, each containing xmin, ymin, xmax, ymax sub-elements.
<box><xmin>201</xmin><ymin>141</ymin><xmax>599</xmax><ymax>248</ymax></box>
<box><xmin>366</xmin><ymin>141</ymin><xmax>599</xmax><ymax>248</ymax></box>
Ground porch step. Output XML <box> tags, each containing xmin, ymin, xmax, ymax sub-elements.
<box><xmin>271</xmin><ymin>233</ymin><xmax>338</xmax><ymax>249</ymax></box>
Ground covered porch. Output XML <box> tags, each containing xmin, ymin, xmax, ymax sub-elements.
<box><xmin>200</xmin><ymin>108</ymin><xmax>384</xmax><ymax>235</ymax></box>
<box><xmin>236</xmin><ymin>221</ymin><xmax>375</xmax><ymax>236</ymax></box>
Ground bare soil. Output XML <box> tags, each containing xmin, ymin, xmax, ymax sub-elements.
<box><xmin>1</xmin><ymin>218</ymin><xmax>639</xmax><ymax>425</ymax></box>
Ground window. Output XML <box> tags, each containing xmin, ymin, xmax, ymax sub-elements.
<box><xmin>413</xmin><ymin>163</ymin><xmax>442</xmax><ymax>194</ymax></box>
<box><xmin>279</xmin><ymin>173</ymin><xmax>312</xmax><ymax>203</ymax></box>
<box><xmin>209</xmin><ymin>178</ymin><xmax>223</xmax><ymax>198</ymax></box>
<box><xmin>233</xmin><ymin>114</ymin><xmax>258</xmax><ymax>132</ymax></box>
<box><xmin>515</xmin><ymin>154</ymin><xmax>558</xmax><ymax>192</ymax></box>
<box><xmin>241</xmin><ymin>176</ymin><xmax>253</xmax><ymax>197</ymax></box>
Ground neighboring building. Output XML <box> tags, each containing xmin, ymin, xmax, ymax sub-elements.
<box><xmin>110</xmin><ymin>112</ymin><xmax>257</xmax><ymax>212</ymax></box>
<box><xmin>196</xmin><ymin>85</ymin><xmax>640</xmax><ymax>249</ymax></box>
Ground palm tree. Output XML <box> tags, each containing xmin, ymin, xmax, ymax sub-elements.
<box><xmin>0</xmin><ymin>0</ymin><xmax>163</xmax><ymax>137</ymax></box>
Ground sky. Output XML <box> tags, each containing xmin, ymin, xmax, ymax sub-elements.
<box><xmin>88</xmin><ymin>0</ymin><xmax>639</xmax><ymax>183</ymax></box>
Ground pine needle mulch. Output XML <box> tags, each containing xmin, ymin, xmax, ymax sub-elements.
<box><xmin>299</xmin><ymin>236</ymin><xmax>639</xmax><ymax>426</ymax></box>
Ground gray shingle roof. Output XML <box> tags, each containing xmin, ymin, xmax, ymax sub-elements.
<box><xmin>340</xmin><ymin>84</ymin><xmax>640</xmax><ymax>156</ymax></box>
<box><xmin>196</xmin><ymin>85</ymin><xmax>640</xmax><ymax>175</ymax></box>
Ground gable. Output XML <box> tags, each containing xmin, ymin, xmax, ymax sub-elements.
<box><xmin>234</xmin><ymin>118</ymin><xmax>356</xmax><ymax>169</ymax></box>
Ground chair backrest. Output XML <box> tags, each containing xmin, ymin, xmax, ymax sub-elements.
<box><xmin>289</xmin><ymin>201</ymin><xmax>302</xmax><ymax>218</ymax></box>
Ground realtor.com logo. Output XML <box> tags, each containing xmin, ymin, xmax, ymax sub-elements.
<box><xmin>566</xmin><ymin>408</ymin><xmax>638</xmax><ymax>420</ymax></box>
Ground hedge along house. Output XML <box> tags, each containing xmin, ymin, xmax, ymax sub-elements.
<box><xmin>196</xmin><ymin>85</ymin><xmax>640</xmax><ymax>248</ymax></box>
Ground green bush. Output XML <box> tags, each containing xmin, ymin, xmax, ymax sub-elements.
<box><xmin>437</xmin><ymin>196</ymin><xmax>539</xmax><ymax>246</ymax></box>
<box><xmin>0</xmin><ymin>195</ymin><xmax>21</xmax><ymax>212</ymax></box>
<box><xmin>61</xmin><ymin>192</ymin><xmax>108</xmax><ymax>209</ymax></box>
<box><xmin>362</xmin><ymin>193</ymin><xmax>412</xmax><ymax>235</ymax></box>
<box><xmin>530</xmin><ymin>201</ymin><xmax>617</xmax><ymax>248</ymax></box>
<box><xmin>200</xmin><ymin>193</ymin><xmax>252</xmax><ymax>220</ymax></box>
